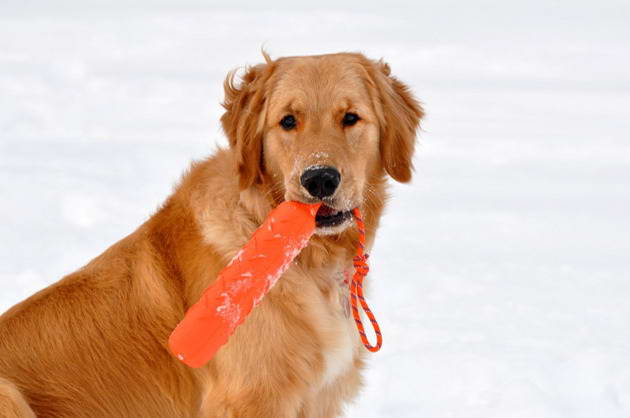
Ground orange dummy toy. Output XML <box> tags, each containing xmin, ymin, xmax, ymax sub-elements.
<box><xmin>168</xmin><ymin>201</ymin><xmax>382</xmax><ymax>368</ymax></box>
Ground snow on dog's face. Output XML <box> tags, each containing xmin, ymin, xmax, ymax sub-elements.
<box><xmin>221</xmin><ymin>53</ymin><xmax>423</xmax><ymax>235</ymax></box>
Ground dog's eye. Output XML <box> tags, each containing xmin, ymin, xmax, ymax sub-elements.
<box><xmin>342</xmin><ymin>112</ymin><xmax>360</xmax><ymax>127</ymax></box>
<box><xmin>280</xmin><ymin>115</ymin><xmax>297</xmax><ymax>130</ymax></box>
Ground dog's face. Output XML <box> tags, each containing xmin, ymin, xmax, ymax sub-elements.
<box><xmin>221</xmin><ymin>53</ymin><xmax>423</xmax><ymax>235</ymax></box>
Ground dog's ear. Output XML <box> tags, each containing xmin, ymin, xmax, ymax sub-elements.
<box><xmin>221</xmin><ymin>62</ymin><xmax>273</xmax><ymax>190</ymax></box>
<box><xmin>366</xmin><ymin>59</ymin><xmax>424</xmax><ymax>183</ymax></box>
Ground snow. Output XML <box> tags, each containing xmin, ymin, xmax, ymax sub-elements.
<box><xmin>216</xmin><ymin>292</ymin><xmax>241</xmax><ymax>328</ymax></box>
<box><xmin>1</xmin><ymin>1</ymin><xmax>630</xmax><ymax>416</ymax></box>
<box><xmin>227</xmin><ymin>248</ymin><xmax>244</xmax><ymax>267</ymax></box>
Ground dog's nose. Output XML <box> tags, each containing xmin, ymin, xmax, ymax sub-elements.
<box><xmin>300</xmin><ymin>166</ymin><xmax>341</xmax><ymax>199</ymax></box>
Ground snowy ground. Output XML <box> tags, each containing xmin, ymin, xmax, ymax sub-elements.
<box><xmin>2</xmin><ymin>1</ymin><xmax>630</xmax><ymax>416</ymax></box>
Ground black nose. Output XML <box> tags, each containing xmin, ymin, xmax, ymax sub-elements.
<box><xmin>300</xmin><ymin>166</ymin><xmax>341</xmax><ymax>199</ymax></box>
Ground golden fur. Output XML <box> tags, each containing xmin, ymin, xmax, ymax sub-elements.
<box><xmin>0</xmin><ymin>52</ymin><xmax>422</xmax><ymax>417</ymax></box>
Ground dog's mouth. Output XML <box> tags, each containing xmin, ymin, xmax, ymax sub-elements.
<box><xmin>315</xmin><ymin>204</ymin><xmax>353</xmax><ymax>228</ymax></box>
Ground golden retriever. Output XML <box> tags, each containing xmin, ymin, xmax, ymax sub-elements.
<box><xmin>0</xmin><ymin>52</ymin><xmax>422</xmax><ymax>417</ymax></box>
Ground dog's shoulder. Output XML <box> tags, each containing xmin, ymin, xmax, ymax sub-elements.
<box><xmin>180</xmin><ymin>149</ymin><xmax>267</xmax><ymax>261</ymax></box>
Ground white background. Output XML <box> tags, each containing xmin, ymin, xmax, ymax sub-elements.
<box><xmin>1</xmin><ymin>1</ymin><xmax>629</xmax><ymax>416</ymax></box>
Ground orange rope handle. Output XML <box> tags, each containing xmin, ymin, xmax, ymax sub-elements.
<box><xmin>350</xmin><ymin>208</ymin><xmax>382</xmax><ymax>352</ymax></box>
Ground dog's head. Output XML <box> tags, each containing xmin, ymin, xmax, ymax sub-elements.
<box><xmin>221</xmin><ymin>52</ymin><xmax>423</xmax><ymax>235</ymax></box>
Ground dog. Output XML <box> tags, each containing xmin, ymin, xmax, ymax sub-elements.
<box><xmin>0</xmin><ymin>52</ymin><xmax>423</xmax><ymax>417</ymax></box>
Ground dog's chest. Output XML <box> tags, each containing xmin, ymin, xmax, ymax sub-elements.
<box><xmin>314</xmin><ymin>268</ymin><xmax>358</xmax><ymax>387</ymax></box>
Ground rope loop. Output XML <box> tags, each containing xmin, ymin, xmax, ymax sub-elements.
<box><xmin>350</xmin><ymin>208</ymin><xmax>382</xmax><ymax>352</ymax></box>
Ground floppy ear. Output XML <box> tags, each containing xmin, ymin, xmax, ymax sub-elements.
<box><xmin>221</xmin><ymin>62</ymin><xmax>273</xmax><ymax>190</ymax></box>
<box><xmin>368</xmin><ymin>60</ymin><xmax>424</xmax><ymax>183</ymax></box>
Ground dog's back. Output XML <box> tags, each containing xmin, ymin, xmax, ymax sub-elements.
<box><xmin>0</xmin><ymin>229</ymin><xmax>202</xmax><ymax>417</ymax></box>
